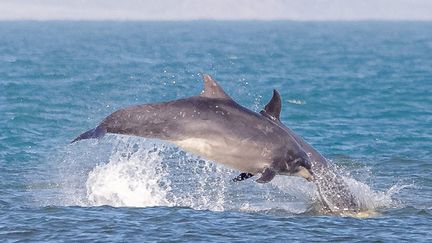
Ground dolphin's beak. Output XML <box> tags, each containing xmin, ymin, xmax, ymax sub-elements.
<box><xmin>295</xmin><ymin>166</ymin><xmax>315</xmax><ymax>182</ymax></box>
<box><xmin>306</xmin><ymin>174</ymin><xmax>315</xmax><ymax>182</ymax></box>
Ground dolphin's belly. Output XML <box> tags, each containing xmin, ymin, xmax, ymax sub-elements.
<box><xmin>172</xmin><ymin>137</ymin><xmax>271</xmax><ymax>173</ymax></box>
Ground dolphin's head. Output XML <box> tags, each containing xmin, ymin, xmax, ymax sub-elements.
<box><xmin>292</xmin><ymin>156</ymin><xmax>314</xmax><ymax>182</ymax></box>
<box><xmin>281</xmin><ymin>149</ymin><xmax>314</xmax><ymax>181</ymax></box>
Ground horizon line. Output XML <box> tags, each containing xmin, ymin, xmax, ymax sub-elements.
<box><xmin>1</xmin><ymin>19</ymin><xmax>432</xmax><ymax>22</ymax></box>
<box><xmin>1</xmin><ymin>0</ymin><xmax>431</xmax><ymax>22</ymax></box>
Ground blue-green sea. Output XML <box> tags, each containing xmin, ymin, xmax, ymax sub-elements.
<box><xmin>1</xmin><ymin>21</ymin><xmax>431</xmax><ymax>242</ymax></box>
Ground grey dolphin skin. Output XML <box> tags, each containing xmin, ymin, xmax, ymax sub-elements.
<box><xmin>72</xmin><ymin>74</ymin><xmax>358</xmax><ymax>212</ymax></box>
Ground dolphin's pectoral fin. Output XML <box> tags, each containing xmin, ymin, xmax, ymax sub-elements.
<box><xmin>232</xmin><ymin>173</ymin><xmax>254</xmax><ymax>182</ymax></box>
<box><xmin>256</xmin><ymin>168</ymin><xmax>277</xmax><ymax>183</ymax></box>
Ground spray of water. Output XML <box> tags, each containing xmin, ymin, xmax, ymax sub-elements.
<box><xmin>56</xmin><ymin>135</ymin><xmax>405</xmax><ymax>215</ymax></box>
<box><xmin>86</xmin><ymin>140</ymin><xmax>171</xmax><ymax>207</ymax></box>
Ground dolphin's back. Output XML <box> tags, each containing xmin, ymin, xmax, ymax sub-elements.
<box><xmin>101</xmin><ymin>100</ymin><xmax>188</xmax><ymax>141</ymax></box>
<box><xmin>72</xmin><ymin>98</ymin><xmax>195</xmax><ymax>143</ymax></box>
<box><xmin>100</xmin><ymin>97</ymin><xmax>284</xmax><ymax>143</ymax></box>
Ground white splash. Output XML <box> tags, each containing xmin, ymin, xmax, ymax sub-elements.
<box><xmin>57</xmin><ymin>135</ymin><xmax>406</xmax><ymax>215</ymax></box>
<box><xmin>85</xmin><ymin>140</ymin><xmax>171</xmax><ymax>207</ymax></box>
<box><xmin>79</xmin><ymin>136</ymin><xmax>230</xmax><ymax>211</ymax></box>
<box><xmin>345</xmin><ymin>176</ymin><xmax>408</xmax><ymax>210</ymax></box>
<box><xmin>287</xmin><ymin>99</ymin><xmax>307</xmax><ymax>105</ymax></box>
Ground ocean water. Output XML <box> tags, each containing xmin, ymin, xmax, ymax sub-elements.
<box><xmin>0</xmin><ymin>21</ymin><xmax>431</xmax><ymax>242</ymax></box>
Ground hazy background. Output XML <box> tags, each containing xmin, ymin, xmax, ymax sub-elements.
<box><xmin>1</xmin><ymin>0</ymin><xmax>432</xmax><ymax>21</ymax></box>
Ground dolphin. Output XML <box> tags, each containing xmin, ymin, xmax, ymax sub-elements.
<box><xmin>72</xmin><ymin>74</ymin><xmax>358</xmax><ymax>212</ymax></box>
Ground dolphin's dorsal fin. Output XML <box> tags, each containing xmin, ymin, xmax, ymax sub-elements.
<box><xmin>200</xmin><ymin>74</ymin><xmax>231</xmax><ymax>99</ymax></box>
<box><xmin>260</xmin><ymin>89</ymin><xmax>281</xmax><ymax>121</ymax></box>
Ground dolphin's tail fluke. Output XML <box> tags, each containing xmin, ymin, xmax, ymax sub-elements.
<box><xmin>71</xmin><ymin>125</ymin><xmax>107</xmax><ymax>143</ymax></box>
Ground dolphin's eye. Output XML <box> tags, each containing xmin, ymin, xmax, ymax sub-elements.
<box><xmin>293</xmin><ymin>157</ymin><xmax>311</xmax><ymax>170</ymax></box>
<box><xmin>286</xmin><ymin>154</ymin><xmax>293</xmax><ymax>161</ymax></box>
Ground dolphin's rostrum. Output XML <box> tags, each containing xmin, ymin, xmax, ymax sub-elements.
<box><xmin>73</xmin><ymin>74</ymin><xmax>358</xmax><ymax>212</ymax></box>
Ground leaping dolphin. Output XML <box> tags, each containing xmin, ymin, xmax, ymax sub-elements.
<box><xmin>72</xmin><ymin>74</ymin><xmax>358</xmax><ymax>212</ymax></box>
